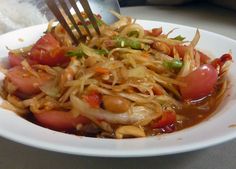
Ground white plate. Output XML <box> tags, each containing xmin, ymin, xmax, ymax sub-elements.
<box><xmin>0</xmin><ymin>20</ymin><xmax>236</xmax><ymax>157</ymax></box>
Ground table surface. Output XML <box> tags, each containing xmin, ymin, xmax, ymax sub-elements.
<box><xmin>1</xmin><ymin>3</ymin><xmax>236</xmax><ymax>169</ymax></box>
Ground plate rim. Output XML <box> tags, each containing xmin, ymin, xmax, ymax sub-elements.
<box><xmin>0</xmin><ymin>19</ymin><xmax>236</xmax><ymax>157</ymax></box>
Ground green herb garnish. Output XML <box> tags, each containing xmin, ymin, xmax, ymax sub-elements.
<box><xmin>66</xmin><ymin>50</ymin><xmax>85</xmax><ymax>58</ymax></box>
<box><xmin>114</xmin><ymin>36</ymin><xmax>141</xmax><ymax>49</ymax></box>
<box><xmin>172</xmin><ymin>35</ymin><xmax>185</xmax><ymax>41</ymax></box>
<box><xmin>95</xmin><ymin>49</ymin><xmax>109</xmax><ymax>55</ymax></box>
<box><xmin>127</xmin><ymin>31</ymin><xmax>139</xmax><ymax>38</ymax></box>
<box><xmin>67</xmin><ymin>48</ymin><xmax>108</xmax><ymax>59</ymax></box>
<box><xmin>163</xmin><ymin>59</ymin><xmax>183</xmax><ymax>69</ymax></box>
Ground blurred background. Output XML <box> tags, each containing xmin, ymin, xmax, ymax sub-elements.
<box><xmin>0</xmin><ymin>0</ymin><xmax>235</xmax><ymax>34</ymax></box>
<box><xmin>119</xmin><ymin>0</ymin><xmax>236</xmax><ymax>10</ymax></box>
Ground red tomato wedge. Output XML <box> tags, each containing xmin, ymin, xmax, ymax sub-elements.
<box><xmin>34</xmin><ymin>110</ymin><xmax>90</xmax><ymax>131</ymax></box>
<box><xmin>30</xmin><ymin>33</ymin><xmax>70</xmax><ymax>66</ymax></box>
<box><xmin>8</xmin><ymin>52</ymin><xmax>25</xmax><ymax>67</ymax></box>
<box><xmin>151</xmin><ymin>28</ymin><xmax>162</xmax><ymax>36</ymax></box>
<box><xmin>180</xmin><ymin>64</ymin><xmax>218</xmax><ymax>100</ymax></box>
<box><xmin>151</xmin><ymin>111</ymin><xmax>176</xmax><ymax>128</ymax></box>
<box><xmin>8</xmin><ymin>52</ymin><xmax>38</xmax><ymax>67</ymax></box>
<box><xmin>144</xmin><ymin>27</ymin><xmax>162</xmax><ymax>36</ymax></box>
<box><xmin>6</xmin><ymin>66</ymin><xmax>52</xmax><ymax>97</ymax></box>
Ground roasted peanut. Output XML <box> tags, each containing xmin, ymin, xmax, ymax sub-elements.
<box><xmin>85</xmin><ymin>57</ymin><xmax>97</xmax><ymax>67</ymax></box>
<box><xmin>103</xmin><ymin>95</ymin><xmax>131</xmax><ymax>113</ymax></box>
<box><xmin>115</xmin><ymin>125</ymin><xmax>146</xmax><ymax>139</ymax></box>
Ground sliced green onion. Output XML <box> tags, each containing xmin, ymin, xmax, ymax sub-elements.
<box><xmin>163</xmin><ymin>59</ymin><xmax>183</xmax><ymax>69</ymax></box>
<box><xmin>172</xmin><ymin>35</ymin><xmax>185</xmax><ymax>41</ymax></box>
<box><xmin>95</xmin><ymin>49</ymin><xmax>109</xmax><ymax>55</ymax></box>
<box><xmin>67</xmin><ymin>48</ymin><xmax>108</xmax><ymax>59</ymax></box>
<box><xmin>127</xmin><ymin>31</ymin><xmax>139</xmax><ymax>37</ymax></box>
<box><xmin>67</xmin><ymin>50</ymin><xmax>85</xmax><ymax>59</ymax></box>
<box><xmin>114</xmin><ymin>36</ymin><xmax>141</xmax><ymax>49</ymax></box>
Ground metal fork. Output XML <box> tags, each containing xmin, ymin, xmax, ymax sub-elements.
<box><xmin>45</xmin><ymin>0</ymin><xmax>101</xmax><ymax>45</ymax></box>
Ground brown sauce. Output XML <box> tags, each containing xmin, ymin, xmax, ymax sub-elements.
<box><xmin>146</xmin><ymin>89</ymin><xmax>224</xmax><ymax>136</ymax></box>
<box><xmin>174</xmin><ymin>81</ymin><xmax>225</xmax><ymax>132</ymax></box>
<box><xmin>175</xmin><ymin>97</ymin><xmax>217</xmax><ymax>130</ymax></box>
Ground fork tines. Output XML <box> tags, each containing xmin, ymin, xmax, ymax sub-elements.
<box><xmin>45</xmin><ymin>0</ymin><xmax>101</xmax><ymax>45</ymax></box>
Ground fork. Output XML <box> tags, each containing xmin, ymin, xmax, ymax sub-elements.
<box><xmin>45</xmin><ymin>0</ymin><xmax>101</xmax><ymax>45</ymax></box>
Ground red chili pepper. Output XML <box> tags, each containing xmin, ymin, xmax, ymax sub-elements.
<box><xmin>83</xmin><ymin>91</ymin><xmax>102</xmax><ymax>108</ymax></box>
<box><xmin>211</xmin><ymin>53</ymin><xmax>232</xmax><ymax>68</ymax></box>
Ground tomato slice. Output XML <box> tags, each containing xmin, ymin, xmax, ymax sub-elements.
<box><xmin>6</xmin><ymin>66</ymin><xmax>52</xmax><ymax>97</ymax></box>
<box><xmin>34</xmin><ymin>110</ymin><xmax>90</xmax><ymax>131</ymax></box>
<box><xmin>30</xmin><ymin>33</ymin><xmax>70</xmax><ymax>66</ymax></box>
<box><xmin>180</xmin><ymin>64</ymin><xmax>218</xmax><ymax>100</ymax></box>
<box><xmin>151</xmin><ymin>111</ymin><xmax>176</xmax><ymax>128</ymax></box>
